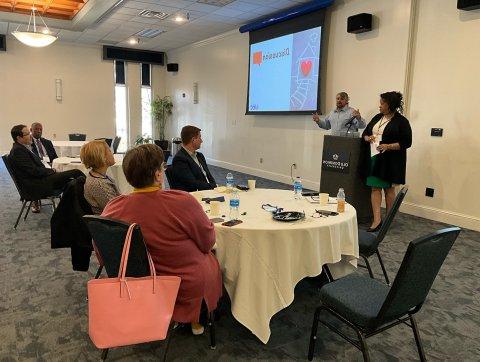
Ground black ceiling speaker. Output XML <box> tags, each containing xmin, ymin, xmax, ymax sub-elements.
<box><xmin>0</xmin><ymin>34</ymin><xmax>6</xmax><ymax>52</ymax></box>
<box><xmin>167</xmin><ymin>63</ymin><xmax>178</xmax><ymax>72</ymax></box>
<box><xmin>347</xmin><ymin>13</ymin><xmax>373</xmax><ymax>34</ymax></box>
<box><xmin>457</xmin><ymin>0</ymin><xmax>480</xmax><ymax>10</ymax></box>
<box><xmin>103</xmin><ymin>46</ymin><xmax>164</xmax><ymax>65</ymax></box>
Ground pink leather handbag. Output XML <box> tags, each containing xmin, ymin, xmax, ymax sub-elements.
<box><xmin>87</xmin><ymin>223</ymin><xmax>181</xmax><ymax>349</ymax></box>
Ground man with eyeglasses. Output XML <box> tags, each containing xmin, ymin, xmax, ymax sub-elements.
<box><xmin>8</xmin><ymin>124</ymin><xmax>84</xmax><ymax>213</ymax></box>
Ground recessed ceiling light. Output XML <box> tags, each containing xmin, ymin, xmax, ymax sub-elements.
<box><xmin>128</xmin><ymin>38</ymin><xmax>139</xmax><ymax>45</ymax></box>
<box><xmin>173</xmin><ymin>12</ymin><xmax>190</xmax><ymax>22</ymax></box>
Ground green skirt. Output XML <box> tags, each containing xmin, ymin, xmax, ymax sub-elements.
<box><xmin>366</xmin><ymin>155</ymin><xmax>392</xmax><ymax>189</ymax></box>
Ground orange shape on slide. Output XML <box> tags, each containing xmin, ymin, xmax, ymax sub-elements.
<box><xmin>253</xmin><ymin>51</ymin><xmax>262</xmax><ymax>65</ymax></box>
<box><xmin>301</xmin><ymin>60</ymin><xmax>312</xmax><ymax>76</ymax></box>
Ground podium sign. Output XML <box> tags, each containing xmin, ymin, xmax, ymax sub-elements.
<box><xmin>322</xmin><ymin>149</ymin><xmax>350</xmax><ymax>173</ymax></box>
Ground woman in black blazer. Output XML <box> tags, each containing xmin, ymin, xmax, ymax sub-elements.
<box><xmin>360</xmin><ymin>91</ymin><xmax>412</xmax><ymax>232</ymax></box>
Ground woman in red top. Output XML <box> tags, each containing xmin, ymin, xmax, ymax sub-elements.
<box><xmin>102</xmin><ymin>144</ymin><xmax>222</xmax><ymax>335</ymax></box>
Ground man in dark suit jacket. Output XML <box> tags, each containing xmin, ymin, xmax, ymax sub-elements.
<box><xmin>8</xmin><ymin>125</ymin><xmax>84</xmax><ymax>210</ymax></box>
<box><xmin>171</xmin><ymin>125</ymin><xmax>216</xmax><ymax>192</ymax></box>
<box><xmin>30</xmin><ymin>122</ymin><xmax>58</xmax><ymax>162</ymax></box>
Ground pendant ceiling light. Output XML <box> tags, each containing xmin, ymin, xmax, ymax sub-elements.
<box><xmin>12</xmin><ymin>3</ymin><xmax>57</xmax><ymax>48</ymax></box>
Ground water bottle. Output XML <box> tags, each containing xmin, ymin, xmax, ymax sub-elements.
<box><xmin>226</xmin><ymin>172</ymin><xmax>234</xmax><ymax>190</ymax></box>
<box><xmin>337</xmin><ymin>188</ymin><xmax>346</xmax><ymax>213</ymax></box>
<box><xmin>229</xmin><ymin>189</ymin><xmax>240</xmax><ymax>220</ymax></box>
<box><xmin>293</xmin><ymin>176</ymin><xmax>303</xmax><ymax>199</ymax></box>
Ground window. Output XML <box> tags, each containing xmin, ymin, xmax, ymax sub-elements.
<box><xmin>114</xmin><ymin>61</ymin><xmax>128</xmax><ymax>153</ymax></box>
<box><xmin>141</xmin><ymin>63</ymin><xmax>152</xmax><ymax>139</ymax></box>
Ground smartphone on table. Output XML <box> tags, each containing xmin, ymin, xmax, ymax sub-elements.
<box><xmin>221</xmin><ymin>219</ymin><xmax>243</xmax><ymax>227</ymax></box>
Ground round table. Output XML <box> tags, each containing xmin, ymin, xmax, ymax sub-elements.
<box><xmin>52</xmin><ymin>140</ymin><xmax>86</xmax><ymax>157</ymax></box>
<box><xmin>52</xmin><ymin>155</ymin><xmax>131</xmax><ymax>194</ymax></box>
<box><xmin>194</xmin><ymin>188</ymin><xmax>359</xmax><ymax>344</ymax></box>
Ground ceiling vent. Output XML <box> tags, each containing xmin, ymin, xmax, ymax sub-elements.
<box><xmin>138</xmin><ymin>10</ymin><xmax>170</xmax><ymax>20</ymax></box>
<box><xmin>196</xmin><ymin>0</ymin><xmax>235</xmax><ymax>6</ymax></box>
<box><xmin>136</xmin><ymin>28</ymin><xmax>166</xmax><ymax>38</ymax></box>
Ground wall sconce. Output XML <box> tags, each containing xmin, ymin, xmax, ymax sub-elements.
<box><xmin>193</xmin><ymin>82</ymin><xmax>198</xmax><ymax>104</ymax></box>
<box><xmin>55</xmin><ymin>79</ymin><xmax>62</xmax><ymax>101</ymax></box>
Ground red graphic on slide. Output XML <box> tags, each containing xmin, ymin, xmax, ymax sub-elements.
<box><xmin>253</xmin><ymin>51</ymin><xmax>262</xmax><ymax>65</ymax></box>
<box><xmin>301</xmin><ymin>60</ymin><xmax>312</xmax><ymax>76</ymax></box>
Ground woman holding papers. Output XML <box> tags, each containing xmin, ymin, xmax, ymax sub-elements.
<box><xmin>361</xmin><ymin>91</ymin><xmax>412</xmax><ymax>232</ymax></box>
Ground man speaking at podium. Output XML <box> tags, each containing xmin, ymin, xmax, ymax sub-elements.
<box><xmin>312</xmin><ymin>92</ymin><xmax>366</xmax><ymax>135</ymax></box>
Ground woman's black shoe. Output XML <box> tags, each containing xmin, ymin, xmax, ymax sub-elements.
<box><xmin>367</xmin><ymin>221</ymin><xmax>382</xmax><ymax>233</ymax></box>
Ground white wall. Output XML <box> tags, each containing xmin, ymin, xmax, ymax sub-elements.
<box><xmin>0</xmin><ymin>41</ymin><xmax>114</xmax><ymax>151</ymax></box>
<box><xmin>0</xmin><ymin>39</ymin><xmax>165</xmax><ymax>153</ymax></box>
<box><xmin>404</xmin><ymin>0</ymin><xmax>480</xmax><ymax>229</ymax></box>
<box><xmin>165</xmin><ymin>0</ymin><xmax>480</xmax><ymax>231</ymax></box>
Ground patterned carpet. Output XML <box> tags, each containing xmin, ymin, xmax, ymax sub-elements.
<box><xmin>1</xmin><ymin>160</ymin><xmax>479</xmax><ymax>361</ymax></box>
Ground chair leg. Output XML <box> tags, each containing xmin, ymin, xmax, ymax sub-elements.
<box><xmin>209</xmin><ymin>311</ymin><xmax>216</xmax><ymax>350</ymax></box>
<box><xmin>163</xmin><ymin>323</ymin><xmax>177</xmax><ymax>362</ymax></box>
<box><xmin>14</xmin><ymin>201</ymin><xmax>28</xmax><ymax>229</ymax></box>
<box><xmin>101</xmin><ymin>348</ymin><xmax>109</xmax><ymax>360</ymax></box>
<box><xmin>376</xmin><ymin>251</ymin><xmax>390</xmax><ymax>285</ymax></box>
<box><xmin>308</xmin><ymin>307</ymin><xmax>321</xmax><ymax>361</ymax></box>
<box><xmin>361</xmin><ymin>255</ymin><xmax>375</xmax><ymax>279</ymax></box>
<box><xmin>23</xmin><ymin>201</ymin><xmax>32</xmax><ymax>221</ymax></box>
<box><xmin>94</xmin><ymin>265</ymin><xmax>103</xmax><ymax>279</ymax></box>
<box><xmin>410</xmin><ymin>315</ymin><xmax>426</xmax><ymax>362</ymax></box>
<box><xmin>322</xmin><ymin>264</ymin><xmax>334</xmax><ymax>282</ymax></box>
<box><xmin>354</xmin><ymin>328</ymin><xmax>370</xmax><ymax>362</ymax></box>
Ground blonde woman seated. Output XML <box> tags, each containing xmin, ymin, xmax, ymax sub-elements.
<box><xmin>102</xmin><ymin>144</ymin><xmax>222</xmax><ymax>335</ymax></box>
<box><xmin>80</xmin><ymin>140</ymin><xmax>120</xmax><ymax>214</ymax></box>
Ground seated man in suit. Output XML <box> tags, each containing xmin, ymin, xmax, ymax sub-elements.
<box><xmin>171</xmin><ymin>125</ymin><xmax>216</xmax><ymax>192</ymax></box>
<box><xmin>30</xmin><ymin>122</ymin><xmax>58</xmax><ymax>162</ymax></box>
<box><xmin>8</xmin><ymin>125</ymin><xmax>84</xmax><ymax>213</ymax></box>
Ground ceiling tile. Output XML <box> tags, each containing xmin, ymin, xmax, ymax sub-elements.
<box><xmin>213</xmin><ymin>7</ymin><xmax>247</xmax><ymax>17</ymax></box>
<box><xmin>224</xmin><ymin>1</ymin><xmax>261</xmax><ymax>11</ymax></box>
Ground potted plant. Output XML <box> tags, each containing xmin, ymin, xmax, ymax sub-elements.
<box><xmin>134</xmin><ymin>134</ymin><xmax>153</xmax><ymax>146</ymax></box>
<box><xmin>151</xmin><ymin>95</ymin><xmax>173</xmax><ymax>151</ymax></box>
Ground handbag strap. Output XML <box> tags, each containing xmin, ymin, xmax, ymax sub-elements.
<box><xmin>118</xmin><ymin>223</ymin><xmax>157</xmax><ymax>292</ymax></box>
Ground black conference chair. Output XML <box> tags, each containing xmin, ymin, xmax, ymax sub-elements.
<box><xmin>154</xmin><ymin>140</ymin><xmax>171</xmax><ymax>161</ymax></box>
<box><xmin>84</xmin><ymin>216</ymin><xmax>172</xmax><ymax>361</ymax></box>
<box><xmin>154</xmin><ymin>139</ymin><xmax>169</xmax><ymax>151</ymax></box>
<box><xmin>358</xmin><ymin>186</ymin><xmax>408</xmax><ymax>284</ymax></box>
<box><xmin>83</xmin><ymin>216</ymin><xmax>217</xmax><ymax>359</ymax></box>
<box><xmin>69</xmin><ymin>133</ymin><xmax>87</xmax><ymax>141</ymax></box>
<box><xmin>308</xmin><ymin>227</ymin><xmax>461</xmax><ymax>361</ymax></box>
<box><xmin>112</xmin><ymin>136</ymin><xmax>121</xmax><ymax>154</ymax></box>
<box><xmin>2</xmin><ymin>154</ymin><xmax>62</xmax><ymax>229</ymax></box>
<box><xmin>94</xmin><ymin>138</ymin><xmax>113</xmax><ymax>147</ymax></box>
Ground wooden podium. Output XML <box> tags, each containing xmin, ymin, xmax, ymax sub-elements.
<box><xmin>320</xmin><ymin>135</ymin><xmax>372</xmax><ymax>224</ymax></box>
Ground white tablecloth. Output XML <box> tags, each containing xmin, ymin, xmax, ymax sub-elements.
<box><xmin>194</xmin><ymin>188</ymin><xmax>359</xmax><ymax>344</ymax></box>
<box><xmin>52</xmin><ymin>155</ymin><xmax>131</xmax><ymax>194</ymax></box>
<box><xmin>52</xmin><ymin>141</ymin><xmax>86</xmax><ymax>157</ymax></box>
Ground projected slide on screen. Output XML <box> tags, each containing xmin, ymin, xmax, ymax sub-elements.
<box><xmin>248</xmin><ymin>26</ymin><xmax>321</xmax><ymax>113</ymax></box>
